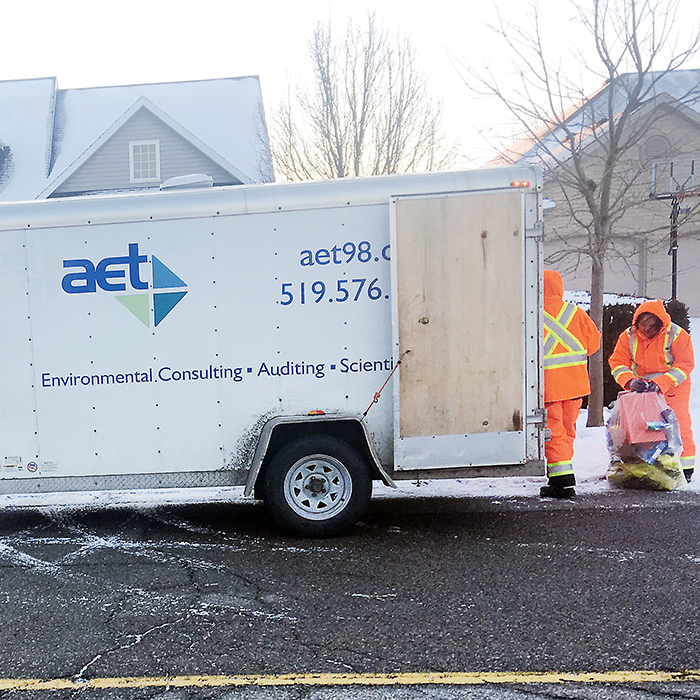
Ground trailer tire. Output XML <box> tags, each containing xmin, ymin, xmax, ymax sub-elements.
<box><xmin>263</xmin><ymin>435</ymin><xmax>372</xmax><ymax>537</ymax></box>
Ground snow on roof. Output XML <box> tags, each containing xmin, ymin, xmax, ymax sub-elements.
<box><xmin>0</xmin><ymin>76</ymin><xmax>272</xmax><ymax>202</ymax></box>
<box><xmin>0</xmin><ymin>77</ymin><xmax>56</xmax><ymax>201</ymax></box>
<box><xmin>494</xmin><ymin>69</ymin><xmax>700</xmax><ymax>167</ymax></box>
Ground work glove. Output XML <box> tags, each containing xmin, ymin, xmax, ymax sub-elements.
<box><xmin>646</xmin><ymin>381</ymin><xmax>660</xmax><ymax>393</ymax></box>
<box><xmin>629</xmin><ymin>378</ymin><xmax>648</xmax><ymax>392</ymax></box>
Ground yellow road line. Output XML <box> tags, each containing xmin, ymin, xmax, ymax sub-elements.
<box><xmin>1</xmin><ymin>670</ymin><xmax>700</xmax><ymax>691</ymax></box>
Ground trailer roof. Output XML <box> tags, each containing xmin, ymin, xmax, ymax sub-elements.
<box><xmin>0</xmin><ymin>167</ymin><xmax>542</xmax><ymax>232</ymax></box>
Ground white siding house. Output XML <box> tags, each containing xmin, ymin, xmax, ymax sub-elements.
<box><xmin>491</xmin><ymin>69</ymin><xmax>700</xmax><ymax>313</ymax></box>
<box><xmin>0</xmin><ymin>76</ymin><xmax>273</xmax><ymax>202</ymax></box>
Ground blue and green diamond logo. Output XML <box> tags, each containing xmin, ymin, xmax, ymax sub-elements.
<box><xmin>116</xmin><ymin>256</ymin><xmax>187</xmax><ymax>327</ymax></box>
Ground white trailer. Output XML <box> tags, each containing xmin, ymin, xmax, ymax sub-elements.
<box><xmin>0</xmin><ymin>167</ymin><xmax>545</xmax><ymax>535</ymax></box>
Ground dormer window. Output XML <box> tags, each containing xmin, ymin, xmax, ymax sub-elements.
<box><xmin>130</xmin><ymin>140</ymin><xmax>160</xmax><ymax>183</ymax></box>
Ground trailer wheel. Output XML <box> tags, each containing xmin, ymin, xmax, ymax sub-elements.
<box><xmin>263</xmin><ymin>435</ymin><xmax>372</xmax><ymax>537</ymax></box>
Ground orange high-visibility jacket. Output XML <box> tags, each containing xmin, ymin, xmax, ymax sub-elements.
<box><xmin>543</xmin><ymin>270</ymin><xmax>601</xmax><ymax>403</ymax></box>
<box><xmin>608</xmin><ymin>299</ymin><xmax>694</xmax><ymax>395</ymax></box>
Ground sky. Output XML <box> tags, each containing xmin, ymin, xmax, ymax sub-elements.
<box><xmin>4</xmin><ymin>0</ymin><xmax>698</xmax><ymax>168</ymax></box>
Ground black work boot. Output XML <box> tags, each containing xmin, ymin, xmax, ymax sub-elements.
<box><xmin>539</xmin><ymin>485</ymin><xmax>576</xmax><ymax>499</ymax></box>
<box><xmin>685</xmin><ymin>469</ymin><xmax>694</xmax><ymax>483</ymax></box>
<box><xmin>540</xmin><ymin>473</ymin><xmax>576</xmax><ymax>499</ymax></box>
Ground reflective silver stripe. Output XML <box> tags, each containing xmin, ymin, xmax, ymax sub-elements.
<box><xmin>612</xmin><ymin>365</ymin><xmax>632</xmax><ymax>381</ymax></box>
<box><xmin>544</xmin><ymin>307</ymin><xmax>583</xmax><ymax>351</ymax></box>
<box><xmin>543</xmin><ymin>332</ymin><xmax>558</xmax><ymax>355</ymax></box>
<box><xmin>681</xmin><ymin>456</ymin><xmax>695</xmax><ymax>468</ymax></box>
<box><xmin>544</xmin><ymin>353</ymin><xmax>587</xmax><ymax>368</ymax></box>
<box><xmin>667</xmin><ymin>367</ymin><xmax>688</xmax><ymax>384</ymax></box>
<box><xmin>664</xmin><ymin>323</ymin><xmax>680</xmax><ymax>365</ymax></box>
<box><xmin>547</xmin><ymin>461</ymin><xmax>574</xmax><ymax>477</ymax></box>
<box><xmin>544</xmin><ymin>302</ymin><xmax>586</xmax><ymax>370</ymax></box>
<box><xmin>558</xmin><ymin>302</ymin><xmax>576</xmax><ymax>327</ymax></box>
<box><xmin>628</xmin><ymin>329</ymin><xmax>639</xmax><ymax>374</ymax></box>
<box><xmin>544</xmin><ymin>316</ymin><xmax>580</xmax><ymax>349</ymax></box>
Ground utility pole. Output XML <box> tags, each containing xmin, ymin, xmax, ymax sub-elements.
<box><xmin>669</xmin><ymin>194</ymin><xmax>679</xmax><ymax>301</ymax></box>
<box><xmin>650</xmin><ymin>159</ymin><xmax>697</xmax><ymax>301</ymax></box>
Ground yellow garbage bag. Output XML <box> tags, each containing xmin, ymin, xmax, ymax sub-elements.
<box><xmin>607</xmin><ymin>453</ymin><xmax>684</xmax><ymax>491</ymax></box>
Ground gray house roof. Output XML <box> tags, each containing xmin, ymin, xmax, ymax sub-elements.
<box><xmin>492</xmin><ymin>69</ymin><xmax>700</xmax><ymax>166</ymax></box>
<box><xmin>0</xmin><ymin>76</ymin><xmax>273</xmax><ymax>202</ymax></box>
<box><xmin>0</xmin><ymin>77</ymin><xmax>56</xmax><ymax>201</ymax></box>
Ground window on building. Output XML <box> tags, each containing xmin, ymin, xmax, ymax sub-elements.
<box><xmin>130</xmin><ymin>141</ymin><xmax>161</xmax><ymax>182</ymax></box>
<box><xmin>642</xmin><ymin>135</ymin><xmax>672</xmax><ymax>165</ymax></box>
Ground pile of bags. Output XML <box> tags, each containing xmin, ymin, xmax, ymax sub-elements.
<box><xmin>606</xmin><ymin>391</ymin><xmax>684</xmax><ymax>490</ymax></box>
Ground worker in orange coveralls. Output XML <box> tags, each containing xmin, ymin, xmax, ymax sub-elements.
<box><xmin>542</xmin><ymin>270</ymin><xmax>602</xmax><ymax>498</ymax></box>
<box><xmin>608</xmin><ymin>299</ymin><xmax>695</xmax><ymax>482</ymax></box>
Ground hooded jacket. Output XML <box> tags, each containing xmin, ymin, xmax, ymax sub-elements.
<box><xmin>608</xmin><ymin>299</ymin><xmax>694</xmax><ymax>395</ymax></box>
<box><xmin>543</xmin><ymin>270</ymin><xmax>601</xmax><ymax>402</ymax></box>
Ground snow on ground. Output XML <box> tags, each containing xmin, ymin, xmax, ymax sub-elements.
<box><xmin>2</xmin><ymin>319</ymin><xmax>699</xmax><ymax>512</ymax></box>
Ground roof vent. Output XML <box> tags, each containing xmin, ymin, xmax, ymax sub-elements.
<box><xmin>160</xmin><ymin>174</ymin><xmax>214</xmax><ymax>191</ymax></box>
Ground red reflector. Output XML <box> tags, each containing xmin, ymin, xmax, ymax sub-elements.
<box><xmin>511</xmin><ymin>180</ymin><xmax>530</xmax><ymax>188</ymax></box>
<box><xmin>308</xmin><ymin>410</ymin><xmax>326</xmax><ymax>415</ymax></box>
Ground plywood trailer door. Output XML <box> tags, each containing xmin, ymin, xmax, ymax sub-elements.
<box><xmin>390</xmin><ymin>190</ymin><xmax>528</xmax><ymax>471</ymax></box>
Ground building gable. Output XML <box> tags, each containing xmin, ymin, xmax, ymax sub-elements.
<box><xmin>0</xmin><ymin>76</ymin><xmax>272</xmax><ymax>202</ymax></box>
<box><xmin>50</xmin><ymin>106</ymin><xmax>243</xmax><ymax>197</ymax></box>
<box><xmin>542</xmin><ymin>95</ymin><xmax>700</xmax><ymax>309</ymax></box>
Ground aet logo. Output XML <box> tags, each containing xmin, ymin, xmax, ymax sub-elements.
<box><xmin>62</xmin><ymin>243</ymin><xmax>187</xmax><ymax>327</ymax></box>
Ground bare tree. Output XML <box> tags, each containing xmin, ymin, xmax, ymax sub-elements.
<box><xmin>270</xmin><ymin>14</ymin><xmax>455</xmax><ymax>180</ymax></box>
<box><xmin>458</xmin><ymin>0</ymin><xmax>700</xmax><ymax>425</ymax></box>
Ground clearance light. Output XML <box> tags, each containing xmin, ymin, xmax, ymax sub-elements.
<box><xmin>511</xmin><ymin>180</ymin><xmax>530</xmax><ymax>188</ymax></box>
<box><xmin>308</xmin><ymin>410</ymin><xmax>326</xmax><ymax>415</ymax></box>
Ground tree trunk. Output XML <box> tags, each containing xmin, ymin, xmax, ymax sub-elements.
<box><xmin>587</xmin><ymin>254</ymin><xmax>605</xmax><ymax>427</ymax></box>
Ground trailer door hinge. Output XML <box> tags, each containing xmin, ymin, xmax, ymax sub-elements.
<box><xmin>526</xmin><ymin>407</ymin><xmax>547</xmax><ymax>427</ymax></box>
<box><xmin>525</xmin><ymin>221</ymin><xmax>544</xmax><ymax>240</ymax></box>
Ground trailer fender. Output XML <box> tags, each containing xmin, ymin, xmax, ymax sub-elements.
<box><xmin>244</xmin><ymin>414</ymin><xmax>395</xmax><ymax>498</ymax></box>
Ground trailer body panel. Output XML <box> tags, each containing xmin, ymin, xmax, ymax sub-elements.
<box><xmin>0</xmin><ymin>168</ymin><xmax>545</xmax><ymax>523</ymax></box>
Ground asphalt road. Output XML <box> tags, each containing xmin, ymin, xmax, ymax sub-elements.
<box><xmin>1</xmin><ymin>488</ymin><xmax>700</xmax><ymax>699</ymax></box>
